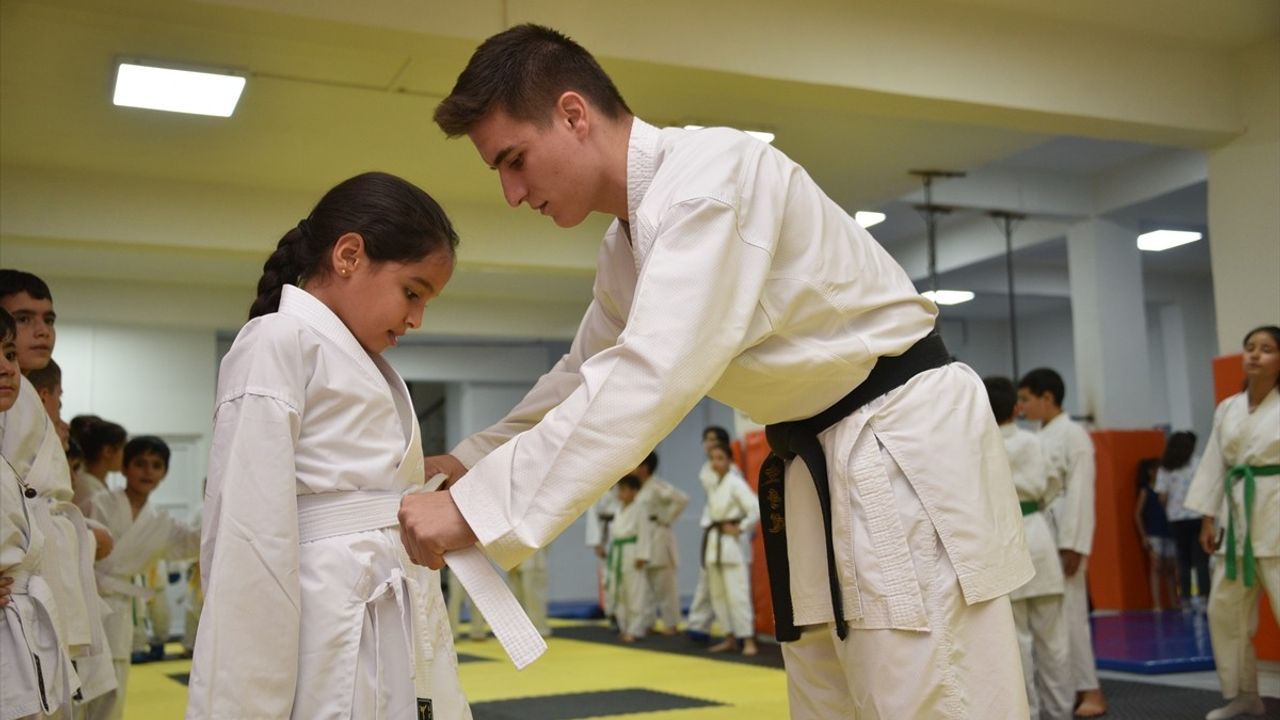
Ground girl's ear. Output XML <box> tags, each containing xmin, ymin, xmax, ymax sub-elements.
<box><xmin>331</xmin><ymin>232</ymin><xmax>366</xmax><ymax>277</ymax></box>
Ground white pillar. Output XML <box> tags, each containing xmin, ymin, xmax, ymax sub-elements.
<box><xmin>1158</xmin><ymin>304</ymin><xmax>1194</xmax><ymax>432</ymax></box>
<box><xmin>1208</xmin><ymin>39</ymin><xmax>1280</xmax><ymax>354</ymax></box>
<box><xmin>1067</xmin><ymin>218</ymin><xmax>1155</xmax><ymax>428</ymax></box>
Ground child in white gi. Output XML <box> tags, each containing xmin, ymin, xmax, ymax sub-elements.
<box><xmin>686</xmin><ymin>426</ymin><xmax>732</xmax><ymax>637</ymax></box>
<box><xmin>1018</xmin><ymin>368</ymin><xmax>1106</xmax><ymax>718</ymax></box>
<box><xmin>987</xmin><ymin>376</ymin><xmax>1071</xmax><ymax>720</ymax></box>
<box><xmin>88</xmin><ymin>435</ymin><xmax>199</xmax><ymax>720</ymax></box>
<box><xmin>632</xmin><ymin>451</ymin><xmax>688</xmax><ymax>634</ymax></box>
<box><xmin>0</xmin><ymin>307</ymin><xmax>80</xmax><ymax>719</ymax></box>
<box><xmin>608</xmin><ymin>475</ymin><xmax>653</xmax><ymax>642</ymax></box>
<box><xmin>186</xmin><ymin>172</ymin><xmax>469</xmax><ymax>720</ymax></box>
<box><xmin>702</xmin><ymin>443</ymin><xmax>759</xmax><ymax>656</ymax></box>
<box><xmin>1184</xmin><ymin>325</ymin><xmax>1280</xmax><ymax>720</ymax></box>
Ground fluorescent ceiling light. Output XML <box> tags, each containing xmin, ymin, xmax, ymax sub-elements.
<box><xmin>684</xmin><ymin>124</ymin><xmax>775</xmax><ymax>144</ymax></box>
<box><xmin>922</xmin><ymin>289</ymin><xmax>975</xmax><ymax>306</ymax></box>
<box><xmin>113</xmin><ymin>61</ymin><xmax>246</xmax><ymax>117</ymax></box>
<box><xmin>1137</xmin><ymin>229</ymin><xmax>1201</xmax><ymax>252</ymax></box>
<box><xmin>855</xmin><ymin>211</ymin><xmax>886</xmax><ymax>228</ymax></box>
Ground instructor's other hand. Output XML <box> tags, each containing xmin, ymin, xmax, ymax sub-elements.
<box><xmin>399</xmin><ymin>489</ymin><xmax>478</xmax><ymax>570</ymax></box>
<box><xmin>424</xmin><ymin>454</ymin><xmax>468</xmax><ymax>488</ymax></box>
<box><xmin>1059</xmin><ymin>549</ymin><xmax>1083</xmax><ymax>577</ymax></box>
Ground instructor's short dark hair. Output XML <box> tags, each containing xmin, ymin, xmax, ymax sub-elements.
<box><xmin>434</xmin><ymin>24</ymin><xmax>631</xmax><ymax>137</ymax></box>
<box><xmin>1018</xmin><ymin>368</ymin><xmax>1065</xmax><ymax>407</ymax></box>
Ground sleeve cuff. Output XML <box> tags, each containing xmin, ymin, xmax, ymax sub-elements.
<box><xmin>451</xmin><ymin>468</ymin><xmax>533</xmax><ymax>572</ymax></box>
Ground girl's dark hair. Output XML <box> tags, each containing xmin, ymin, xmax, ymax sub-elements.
<box><xmin>703</xmin><ymin>426</ymin><xmax>730</xmax><ymax>446</ymax></box>
<box><xmin>72</xmin><ymin>416</ymin><xmax>127</xmax><ymax>464</ymax></box>
<box><xmin>249</xmin><ymin>172</ymin><xmax>459</xmax><ymax>319</ymax></box>
<box><xmin>1135</xmin><ymin>457</ymin><xmax>1160</xmax><ymax>491</ymax></box>
<box><xmin>0</xmin><ymin>307</ymin><xmax>15</xmax><ymax>343</ymax></box>
<box><xmin>1160</xmin><ymin>431</ymin><xmax>1197</xmax><ymax>471</ymax></box>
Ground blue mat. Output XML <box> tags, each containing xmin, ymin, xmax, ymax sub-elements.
<box><xmin>1093</xmin><ymin>610</ymin><xmax>1216</xmax><ymax>674</ymax></box>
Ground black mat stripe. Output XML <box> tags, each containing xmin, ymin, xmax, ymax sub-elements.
<box><xmin>472</xmin><ymin>688</ymin><xmax>722</xmax><ymax>720</ymax></box>
<box><xmin>553</xmin><ymin>623</ymin><xmax>785</xmax><ymax>668</ymax></box>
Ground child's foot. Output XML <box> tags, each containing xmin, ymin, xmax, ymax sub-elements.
<box><xmin>741</xmin><ymin>638</ymin><xmax>759</xmax><ymax>656</ymax></box>
<box><xmin>708</xmin><ymin>638</ymin><xmax>738</xmax><ymax>653</ymax></box>
<box><xmin>1205</xmin><ymin>692</ymin><xmax>1265</xmax><ymax>720</ymax></box>
<box><xmin>1074</xmin><ymin>689</ymin><xmax>1108</xmax><ymax>717</ymax></box>
<box><xmin>619</xmin><ymin>633</ymin><xmax>637</xmax><ymax>643</ymax></box>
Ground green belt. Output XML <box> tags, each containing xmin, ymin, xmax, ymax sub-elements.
<box><xmin>607</xmin><ymin>535</ymin><xmax>638</xmax><ymax>594</ymax></box>
<box><xmin>1225</xmin><ymin>464</ymin><xmax>1280</xmax><ymax>587</ymax></box>
<box><xmin>1019</xmin><ymin>500</ymin><xmax>1039</xmax><ymax>516</ymax></box>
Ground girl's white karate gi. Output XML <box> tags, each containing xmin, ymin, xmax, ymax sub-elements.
<box><xmin>636</xmin><ymin>473</ymin><xmax>688</xmax><ymax>631</ymax></box>
<box><xmin>0</xmin><ymin>377</ymin><xmax>116</xmax><ymax>708</ymax></box>
<box><xmin>448</xmin><ymin>119</ymin><xmax>1032</xmax><ymax>719</ymax></box>
<box><xmin>1184</xmin><ymin>390</ymin><xmax>1280</xmax><ymax>705</ymax></box>
<box><xmin>1</xmin><ymin>453</ymin><xmax>79</xmax><ymax>719</ymax></box>
<box><xmin>186</xmin><ymin>286</ymin><xmax>469</xmax><ymax>720</ymax></box>
<box><xmin>701</xmin><ymin>468</ymin><xmax>758</xmax><ymax>639</ymax></box>
<box><xmin>606</xmin><ymin>498</ymin><xmax>652</xmax><ymax>638</ymax></box>
<box><xmin>1037</xmin><ymin>412</ymin><xmax>1099</xmax><ymax>694</ymax></box>
<box><xmin>87</xmin><ymin>489</ymin><xmax>200</xmax><ymax>720</ymax></box>
<box><xmin>1003</xmin><ymin>423</ymin><xmax>1071</xmax><ymax>720</ymax></box>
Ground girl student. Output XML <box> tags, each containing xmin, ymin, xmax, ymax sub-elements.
<box><xmin>186</xmin><ymin>172</ymin><xmax>469</xmax><ymax>720</ymax></box>
<box><xmin>1184</xmin><ymin>325</ymin><xmax>1280</xmax><ymax>720</ymax></box>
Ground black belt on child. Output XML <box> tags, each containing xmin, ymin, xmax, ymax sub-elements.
<box><xmin>700</xmin><ymin>517</ymin><xmax>744</xmax><ymax>567</ymax></box>
<box><xmin>757</xmin><ymin>331</ymin><xmax>952</xmax><ymax>642</ymax></box>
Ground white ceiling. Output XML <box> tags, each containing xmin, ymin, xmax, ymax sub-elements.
<box><xmin>0</xmin><ymin>0</ymin><xmax>1263</xmax><ymax>336</ymax></box>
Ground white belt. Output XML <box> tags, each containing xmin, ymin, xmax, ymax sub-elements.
<box><xmin>295</xmin><ymin>480</ymin><xmax>547</xmax><ymax>670</ymax></box>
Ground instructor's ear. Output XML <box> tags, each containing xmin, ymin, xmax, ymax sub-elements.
<box><xmin>557</xmin><ymin>91</ymin><xmax>589</xmax><ymax>138</ymax></box>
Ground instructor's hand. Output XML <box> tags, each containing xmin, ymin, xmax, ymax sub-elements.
<box><xmin>425</xmin><ymin>454</ymin><xmax>468</xmax><ymax>488</ymax></box>
<box><xmin>399</xmin><ymin>489</ymin><xmax>478</xmax><ymax>570</ymax></box>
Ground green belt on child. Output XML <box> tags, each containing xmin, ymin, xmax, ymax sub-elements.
<box><xmin>1019</xmin><ymin>500</ymin><xmax>1039</xmax><ymax>516</ymax></box>
<box><xmin>1225</xmin><ymin>464</ymin><xmax>1280</xmax><ymax>587</ymax></box>
<box><xmin>607</xmin><ymin>535</ymin><xmax>638</xmax><ymax>594</ymax></box>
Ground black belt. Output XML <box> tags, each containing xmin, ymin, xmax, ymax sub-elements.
<box><xmin>757</xmin><ymin>331</ymin><xmax>951</xmax><ymax>642</ymax></box>
<box><xmin>700</xmin><ymin>517</ymin><xmax>744</xmax><ymax>567</ymax></box>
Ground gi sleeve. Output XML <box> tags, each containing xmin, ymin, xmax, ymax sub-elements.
<box><xmin>1055</xmin><ymin>427</ymin><xmax>1096</xmax><ymax>555</ymax></box>
<box><xmin>452</xmin><ymin>197</ymin><xmax>773</xmax><ymax>570</ymax></box>
<box><xmin>1183</xmin><ymin>401</ymin><xmax>1229</xmax><ymax>518</ymax></box>
<box><xmin>187</xmin><ymin>391</ymin><xmax>303</xmax><ymax>719</ymax></box>
<box><xmin>0</xmin><ymin>467</ymin><xmax>28</xmax><ymax>572</ymax></box>
<box><xmin>636</xmin><ymin>512</ymin><xmax>653</xmax><ymax>563</ymax></box>
<box><xmin>730</xmin><ymin>475</ymin><xmax>760</xmax><ymax>535</ymax></box>
<box><xmin>657</xmin><ymin>482</ymin><xmax>690</xmax><ymax>527</ymax></box>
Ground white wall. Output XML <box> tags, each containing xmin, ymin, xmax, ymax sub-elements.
<box><xmin>59</xmin><ymin>323</ymin><xmax>218</xmax><ymax>517</ymax></box>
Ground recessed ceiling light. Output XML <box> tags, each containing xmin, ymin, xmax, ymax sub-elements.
<box><xmin>1136</xmin><ymin>229</ymin><xmax>1202</xmax><ymax>252</ymax></box>
<box><xmin>113</xmin><ymin>61</ymin><xmax>246</xmax><ymax>117</ymax></box>
<box><xmin>922</xmin><ymin>289</ymin><xmax>975</xmax><ymax>306</ymax></box>
<box><xmin>683</xmin><ymin>125</ymin><xmax>775</xmax><ymax>144</ymax></box>
<box><xmin>855</xmin><ymin>211</ymin><xmax>886</xmax><ymax>228</ymax></box>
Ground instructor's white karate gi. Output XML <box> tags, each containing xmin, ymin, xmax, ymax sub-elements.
<box><xmin>1004</xmin><ymin>423</ymin><xmax>1071</xmax><ymax>720</ymax></box>
<box><xmin>1184</xmin><ymin>390</ymin><xmax>1280</xmax><ymax>703</ymax></box>
<box><xmin>1038</xmin><ymin>412</ymin><xmax>1099</xmax><ymax>695</ymax></box>
<box><xmin>701</xmin><ymin>468</ymin><xmax>758</xmax><ymax>639</ymax></box>
<box><xmin>448</xmin><ymin>119</ymin><xmax>1031</xmax><ymax>719</ymax></box>
<box><xmin>87</xmin><ymin>489</ymin><xmax>199</xmax><ymax>720</ymax></box>
<box><xmin>187</xmin><ymin>286</ymin><xmax>469</xmax><ymax>720</ymax></box>
<box><xmin>637</xmin><ymin>473</ymin><xmax>688</xmax><ymax>631</ymax></box>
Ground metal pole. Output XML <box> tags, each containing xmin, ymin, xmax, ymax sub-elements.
<box><xmin>989</xmin><ymin>210</ymin><xmax>1026</xmax><ymax>380</ymax></box>
<box><xmin>909</xmin><ymin>170</ymin><xmax>965</xmax><ymax>295</ymax></box>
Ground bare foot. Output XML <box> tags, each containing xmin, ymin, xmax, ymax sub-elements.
<box><xmin>1074</xmin><ymin>689</ymin><xmax>1107</xmax><ymax>717</ymax></box>
<box><xmin>620</xmin><ymin>633</ymin><xmax>637</xmax><ymax>643</ymax></box>
<box><xmin>708</xmin><ymin>638</ymin><xmax>738</xmax><ymax>653</ymax></box>
<box><xmin>742</xmin><ymin>638</ymin><xmax>759</xmax><ymax>656</ymax></box>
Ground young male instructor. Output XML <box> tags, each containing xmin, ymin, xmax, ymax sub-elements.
<box><xmin>399</xmin><ymin>24</ymin><xmax>1033</xmax><ymax>718</ymax></box>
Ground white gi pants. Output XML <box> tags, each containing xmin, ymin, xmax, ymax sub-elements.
<box><xmin>1062</xmin><ymin>557</ymin><xmax>1099</xmax><ymax>692</ymax></box>
<box><xmin>1207</xmin><ymin>556</ymin><xmax>1280</xmax><ymax>699</ymax></box>
<box><xmin>781</xmin><ymin>437</ymin><xmax>1027</xmax><ymax>719</ymax></box>
<box><xmin>645</xmin><ymin>564</ymin><xmax>681</xmax><ymax>630</ymax></box>
<box><xmin>707</xmin><ymin>559</ymin><xmax>753</xmax><ymax>639</ymax></box>
<box><xmin>614</xmin><ymin>557</ymin><xmax>651</xmax><ymax>638</ymax></box>
<box><xmin>687</xmin><ymin>571</ymin><xmax>713</xmax><ymax>633</ymax></box>
<box><xmin>1012</xmin><ymin>595</ymin><xmax>1073</xmax><ymax>720</ymax></box>
<box><xmin>507</xmin><ymin>554</ymin><xmax>550</xmax><ymax>637</ymax></box>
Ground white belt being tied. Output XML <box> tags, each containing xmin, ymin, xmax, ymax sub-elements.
<box><xmin>295</xmin><ymin>479</ymin><xmax>547</xmax><ymax>670</ymax></box>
